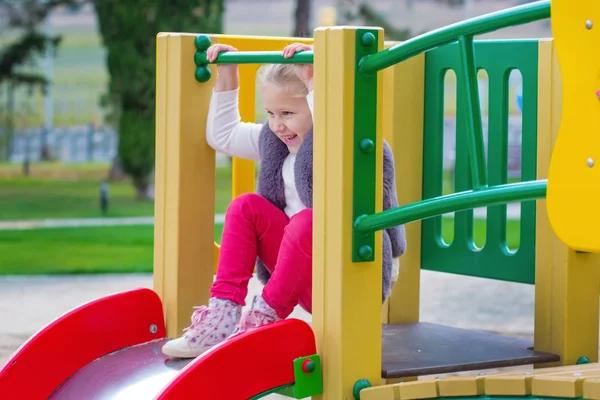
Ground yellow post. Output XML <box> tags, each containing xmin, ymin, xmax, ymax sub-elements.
<box><xmin>154</xmin><ymin>33</ymin><xmax>218</xmax><ymax>338</ymax></box>
<box><xmin>534</xmin><ymin>38</ymin><xmax>600</xmax><ymax>366</ymax></box>
<box><xmin>312</xmin><ymin>26</ymin><xmax>384</xmax><ymax>399</ymax></box>
<box><xmin>381</xmin><ymin>46</ymin><xmax>425</xmax><ymax>326</ymax></box>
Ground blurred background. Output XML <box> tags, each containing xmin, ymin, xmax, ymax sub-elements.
<box><xmin>0</xmin><ymin>0</ymin><xmax>550</xmax><ymax>276</ymax></box>
<box><xmin>0</xmin><ymin>0</ymin><xmax>550</xmax><ymax>367</ymax></box>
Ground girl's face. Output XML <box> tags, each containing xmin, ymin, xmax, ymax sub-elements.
<box><xmin>261</xmin><ymin>82</ymin><xmax>312</xmax><ymax>154</ymax></box>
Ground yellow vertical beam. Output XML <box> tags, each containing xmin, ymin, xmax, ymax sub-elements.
<box><xmin>313</xmin><ymin>26</ymin><xmax>384</xmax><ymax>399</ymax></box>
<box><xmin>154</xmin><ymin>33</ymin><xmax>218</xmax><ymax>338</ymax></box>
<box><xmin>534</xmin><ymin>38</ymin><xmax>600</xmax><ymax>366</ymax></box>
<box><xmin>231</xmin><ymin>63</ymin><xmax>258</xmax><ymax>198</ymax></box>
<box><xmin>381</xmin><ymin>46</ymin><xmax>425</xmax><ymax>325</ymax></box>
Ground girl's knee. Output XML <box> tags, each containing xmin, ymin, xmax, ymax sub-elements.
<box><xmin>288</xmin><ymin>208</ymin><xmax>312</xmax><ymax>237</ymax></box>
<box><xmin>227</xmin><ymin>193</ymin><xmax>268</xmax><ymax>214</ymax></box>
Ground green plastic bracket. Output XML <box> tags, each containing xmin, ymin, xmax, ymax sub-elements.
<box><xmin>275</xmin><ymin>354</ymin><xmax>323</xmax><ymax>399</ymax></box>
<box><xmin>194</xmin><ymin>34</ymin><xmax>212</xmax><ymax>83</ymax></box>
<box><xmin>352</xmin><ymin>29</ymin><xmax>380</xmax><ymax>263</ymax></box>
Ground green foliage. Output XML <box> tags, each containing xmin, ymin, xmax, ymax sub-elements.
<box><xmin>94</xmin><ymin>0</ymin><xmax>225</xmax><ymax>196</ymax></box>
<box><xmin>338</xmin><ymin>0</ymin><xmax>411</xmax><ymax>41</ymax></box>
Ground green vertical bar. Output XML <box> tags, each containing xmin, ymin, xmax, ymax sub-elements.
<box><xmin>485</xmin><ymin>66</ymin><xmax>509</xmax><ymax>248</ymax></box>
<box><xmin>458</xmin><ymin>35</ymin><xmax>488</xmax><ymax>190</ymax></box>
<box><xmin>352</xmin><ymin>29</ymin><xmax>380</xmax><ymax>262</ymax></box>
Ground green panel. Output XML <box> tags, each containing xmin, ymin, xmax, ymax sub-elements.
<box><xmin>421</xmin><ymin>39</ymin><xmax>539</xmax><ymax>284</ymax></box>
<box><xmin>352</xmin><ymin>29</ymin><xmax>380</xmax><ymax>263</ymax></box>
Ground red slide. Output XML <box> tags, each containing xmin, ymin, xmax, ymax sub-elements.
<box><xmin>0</xmin><ymin>288</ymin><xmax>320</xmax><ymax>399</ymax></box>
<box><xmin>156</xmin><ymin>318</ymin><xmax>318</xmax><ymax>399</ymax></box>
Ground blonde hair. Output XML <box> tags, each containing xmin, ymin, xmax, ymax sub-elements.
<box><xmin>257</xmin><ymin>63</ymin><xmax>308</xmax><ymax>98</ymax></box>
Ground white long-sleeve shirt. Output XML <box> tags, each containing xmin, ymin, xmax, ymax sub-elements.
<box><xmin>206</xmin><ymin>88</ymin><xmax>315</xmax><ymax>218</ymax></box>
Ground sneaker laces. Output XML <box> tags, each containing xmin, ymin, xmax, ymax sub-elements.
<box><xmin>183</xmin><ymin>306</ymin><xmax>210</xmax><ymax>333</ymax></box>
<box><xmin>235</xmin><ymin>309</ymin><xmax>277</xmax><ymax>333</ymax></box>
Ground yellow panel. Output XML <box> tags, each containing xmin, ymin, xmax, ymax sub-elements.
<box><xmin>534</xmin><ymin>39</ymin><xmax>600</xmax><ymax>366</ymax></box>
<box><xmin>584</xmin><ymin>378</ymin><xmax>600</xmax><ymax>400</ymax></box>
<box><xmin>154</xmin><ymin>33</ymin><xmax>218</xmax><ymax>337</ymax></box>
<box><xmin>311</xmin><ymin>27</ymin><xmax>327</xmax><ymax>400</ymax></box>
<box><xmin>381</xmin><ymin>49</ymin><xmax>425</xmax><ymax>325</ymax></box>
<box><xmin>532</xmin><ymin>376</ymin><xmax>587</xmax><ymax>398</ymax></box>
<box><xmin>534</xmin><ymin>38</ymin><xmax>559</xmax><ymax>362</ymax></box>
<box><xmin>361</xmin><ymin>385</ymin><xmax>396</xmax><ymax>400</ymax></box>
<box><xmin>484</xmin><ymin>375</ymin><xmax>534</xmax><ymax>396</ymax></box>
<box><xmin>398</xmin><ymin>380</ymin><xmax>439</xmax><ymax>400</ymax></box>
<box><xmin>311</xmin><ymin>26</ymin><xmax>384</xmax><ymax>399</ymax></box>
<box><xmin>546</xmin><ymin>0</ymin><xmax>600</xmax><ymax>252</ymax></box>
<box><xmin>437</xmin><ymin>377</ymin><xmax>485</xmax><ymax>397</ymax></box>
<box><xmin>359</xmin><ymin>380</ymin><xmax>439</xmax><ymax>400</ymax></box>
<box><xmin>485</xmin><ymin>364</ymin><xmax>600</xmax><ymax>395</ymax></box>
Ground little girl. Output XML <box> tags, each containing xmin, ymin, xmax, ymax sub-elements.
<box><xmin>161</xmin><ymin>42</ymin><xmax>406</xmax><ymax>359</ymax></box>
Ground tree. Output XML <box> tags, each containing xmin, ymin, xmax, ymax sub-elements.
<box><xmin>293</xmin><ymin>0</ymin><xmax>311</xmax><ymax>37</ymax></box>
<box><xmin>0</xmin><ymin>0</ymin><xmax>76</xmax><ymax>162</ymax></box>
<box><xmin>337</xmin><ymin>0</ymin><xmax>411</xmax><ymax>41</ymax></box>
<box><xmin>94</xmin><ymin>0</ymin><xmax>225</xmax><ymax>199</ymax></box>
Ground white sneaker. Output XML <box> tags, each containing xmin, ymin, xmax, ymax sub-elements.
<box><xmin>161</xmin><ymin>298</ymin><xmax>241</xmax><ymax>358</ymax></box>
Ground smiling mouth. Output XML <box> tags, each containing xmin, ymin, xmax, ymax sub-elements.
<box><xmin>281</xmin><ymin>134</ymin><xmax>298</xmax><ymax>143</ymax></box>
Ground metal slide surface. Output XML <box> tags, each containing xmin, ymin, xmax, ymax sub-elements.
<box><xmin>49</xmin><ymin>339</ymin><xmax>192</xmax><ymax>399</ymax></box>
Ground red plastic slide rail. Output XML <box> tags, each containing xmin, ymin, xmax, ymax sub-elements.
<box><xmin>0</xmin><ymin>288</ymin><xmax>166</xmax><ymax>398</ymax></box>
<box><xmin>156</xmin><ymin>318</ymin><xmax>317</xmax><ymax>400</ymax></box>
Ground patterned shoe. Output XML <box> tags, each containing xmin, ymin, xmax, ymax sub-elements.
<box><xmin>230</xmin><ymin>295</ymin><xmax>281</xmax><ymax>337</ymax></box>
<box><xmin>161</xmin><ymin>297</ymin><xmax>241</xmax><ymax>358</ymax></box>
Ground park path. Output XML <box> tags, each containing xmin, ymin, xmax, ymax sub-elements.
<box><xmin>1</xmin><ymin>270</ymin><xmax>536</xmax><ymax>368</ymax></box>
<box><xmin>0</xmin><ymin>204</ymin><xmax>522</xmax><ymax>230</ymax></box>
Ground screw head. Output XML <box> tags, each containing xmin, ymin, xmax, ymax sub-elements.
<box><xmin>149</xmin><ymin>324</ymin><xmax>158</xmax><ymax>334</ymax></box>
<box><xmin>587</xmin><ymin>158</ymin><xmax>594</xmax><ymax>168</ymax></box>
<box><xmin>302</xmin><ymin>359</ymin><xmax>316</xmax><ymax>373</ymax></box>
<box><xmin>586</xmin><ymin>20</ymin><xmax>593</xmax><ymax>29</ymax></box>
<box><xmin>361</xmin><ymin>32</ymin><xmax>376</xmax><ymax>47</ymax></box>
<box><xmin>194</xmin><ymin>35</ymin><xmax>212</xmax><ymax>51</ymax></box>
<box><xmin>359</xmin><ymin>138</ymin><xmax>374</xmax><ymax>153</ymax></box>
<box><xmin>358</xmin><ymin>245</ymin><xmax>373</xmax><ymax>260</ymax></box>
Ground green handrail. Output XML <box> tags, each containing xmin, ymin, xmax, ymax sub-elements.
<box><xmin>354</xmin><ymin>180</ymin><xmax>547</xmax><ymax>234</ymax></box>
<box><xmin>359</xmin><ymin>0</ymin><xmax>550</xmax><ymax>74</ymax></box>
<box><xmin>194</xmin><ymin>49</ymin><xmax>314</xmax><ymax>65</ymax></box>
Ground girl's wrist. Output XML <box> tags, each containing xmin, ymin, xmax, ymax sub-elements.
<box><xmin>214</xmin><ymin>67</ymin><xmax>239</xmax><ymax>92</ymax></box>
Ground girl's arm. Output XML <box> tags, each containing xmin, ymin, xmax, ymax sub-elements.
<box><xmin>204</xmin><ymin>44</ymin><xmax>262</xmax><ymax>162</ymax></box>
<box><xmin>205</xmin><ymin>88</ymin><xmax>262</xmax><ymax>162</ymax></box>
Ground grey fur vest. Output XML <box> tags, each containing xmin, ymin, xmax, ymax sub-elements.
<box><xmin>255</xmin><ymin>123</ymin><xmax>406</xmax><ymax>303</ymax></box>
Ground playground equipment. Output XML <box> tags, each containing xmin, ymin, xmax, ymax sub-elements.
<box><xmin>2</xmin><ymin>0</ymin><xmax>600</xmax><ymax>398</ymax></box>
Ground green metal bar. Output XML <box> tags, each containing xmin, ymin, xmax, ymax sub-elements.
<box><xmin>457</xmin><ymin>35</ymin><xmax>487</xmax><ymax>189</ymax></box>
<box><xmin>194</xmin><ymin>49</ymin><xmax>314</xmax><ymax>65</ymax></box>
<box><xmin>354</xmin><ymin>180</ymin><xmax>547</xmax><ymax>234</ymax></box>
<box><xmin>359</xmin><ymin>0</ymin><xmax>550</xmax><ymax>74</ymax></box>
<box><xmin>352</xmin><ymin>30</ymin><xmax>380</xmax><ymax>263</ymax></box>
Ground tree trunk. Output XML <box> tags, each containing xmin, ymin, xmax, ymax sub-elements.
<box><xmin>293</xmin><ymin>0</ymin><xmax>311</xmax><ymax>37</ymax></box>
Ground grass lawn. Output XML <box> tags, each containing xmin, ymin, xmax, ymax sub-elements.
<box><xmin>0</xmin><ymin>224</ymin><xmax>224</xmax><ymax>275</ymax></box>
<box><xmin>0</xmin><ymin>162</ymin><xmax>234</xmax><ymax>220</ymax></box>
<box><xmin>0</xmin><ymin>217</ymin><xmax>521</xmax><ymax>275</ymax></box>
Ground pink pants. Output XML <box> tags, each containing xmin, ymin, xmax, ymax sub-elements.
<box><xmin>210</xmin><ymin>193</ymin><xmax>312</xmax><ymax>319</ymax></box>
